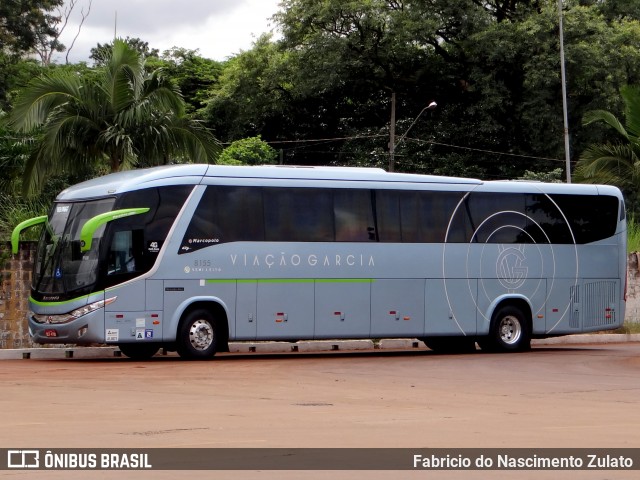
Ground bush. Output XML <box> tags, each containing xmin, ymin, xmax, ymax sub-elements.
<box><xmin>217</xmin><ymin>136</ymin><xmax>278</xmax><ymax>166</ymax></box>
<box><xmin>0</xmin><ymin>195</ymin><xmax>48</xmax><ymax>242</ymax></box>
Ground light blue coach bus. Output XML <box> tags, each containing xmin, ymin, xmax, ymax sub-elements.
<box><xmin>12</xmin><ymin>165</ymin><xmax>627</xmax><ymax>359</ymax></box>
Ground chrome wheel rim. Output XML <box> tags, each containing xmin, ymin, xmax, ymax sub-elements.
<box><xmin>188</xmin><ymin>319</ymin><xmax>214</xmax><ymax>351</ymax></box>
<box><xmin>498</xmin><ymin>315</ymin><xmax>521</xmax><ymax>345</ymax></box>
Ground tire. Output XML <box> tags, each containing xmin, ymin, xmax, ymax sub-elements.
<box><xmin>421</xmin><ymin>336</ymin><xmax>476</xmax><ymax>353</ymax></box>
<box><xmin>480</xmin><ymin>305</ymin><xmax>531</xmax><ymax>352</ymax></box>
<box><xmin>176</xmin><ymin>309</ymin><xmax>218</xmax><ymax>360</ymax></box>
<box><xmin>118</xmin><ymin>343</ymin><xmax>160</xmax><ymax>360</ymax></box>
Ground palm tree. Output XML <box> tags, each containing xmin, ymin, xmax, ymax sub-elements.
<box><xmin>575</xmin><ymin>85</ymin><xmax>640</xmax><ymax>194</ymax></box>
<box><xmin>8</xmin><ymin>39</ymin><xmax>221</xmax><ymax>194</ymax></box>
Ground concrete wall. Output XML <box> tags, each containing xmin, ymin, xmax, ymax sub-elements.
<box><xmin>626</xmin><ymin>252</ymin><xmax>640</xmax><ymax>324</ymax></box>
<box><xmin>1</xmin><ymin>242</ymin><xmax>639</xmax><ymax>348</ymax></box>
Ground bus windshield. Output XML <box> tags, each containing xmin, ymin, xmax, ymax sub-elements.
<box><xmin>33</xmin><ymin>198</ymin><xmax>115</xmax><ymax>297</ymax></box>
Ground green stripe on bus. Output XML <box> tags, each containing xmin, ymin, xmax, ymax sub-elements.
<box><xmin>206</xmin><ymin>278</ymin><xmax>374</xmax><ymax>284</ymax></box>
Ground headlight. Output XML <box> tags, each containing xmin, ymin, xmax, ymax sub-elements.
<box><xmin>32</xmin><ymin>297</ymin><xmax>117</xmax><ymax>324</ymax></box>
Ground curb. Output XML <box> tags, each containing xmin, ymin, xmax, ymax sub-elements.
<box><xmin>0</xmin><ymin>334</ymin><xmax>639</xmax><ymax>360</ymax></box>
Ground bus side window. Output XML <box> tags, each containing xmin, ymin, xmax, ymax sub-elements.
<box><xmin>334</xmin><ymin>189</ymin><xmax>375</xmax><ymax>242</ymax></box>
<box><xmin>107</xmin><ymin>230</ymin><xmax>144</xmax><ymax>275</ymax></box>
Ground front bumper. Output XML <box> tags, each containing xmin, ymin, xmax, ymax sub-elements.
<box><xmin>28</xmin><ymin>307</ymin><xmax>105</xmax><ymax>344</ymax></box>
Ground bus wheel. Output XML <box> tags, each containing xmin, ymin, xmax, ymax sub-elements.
<box><xmin>481</xmin><ymin>305</ymin><xmax>531</xmax><ymax>352</ymax></box>
<box><xmin>421</xmin><ymin>337</ymin><xmax>476</xmax><ymax>353</ymax></box>
<box><xmin>118</xmin><ymin>343</ymin><xmax>160</xmax><ymax>360</ymax></box>
<box><xmin>177</xmin><ymin>309</ymin><xmax>218</xmax><ymax>360</ymax></box>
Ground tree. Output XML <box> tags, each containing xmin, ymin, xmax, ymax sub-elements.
<box><xmin>0</xmin><ymin>0</ymin><xmax>62</xmax><ymax>106</ymax></box>
<box><xmin>518</xmin><ymin>168</ymin><xmax>564</xmax><ymax>183</ymax></box>
<box><xmin>90</xmin><ymin>37</ymin><xmax>160</xmax><ymax>66</ymax></box>
<box><xmin>0</xmin><ymin>0</ymin><xmax>63</xmax><ymax>55</ymax></box>
<box><xmin>204</xmin><ymin>34</ymin><xmax>297</xmax><ymax>142</ymax></box>
<box><xmin>205</xmin><ymin>1</ymin><xmax>640</xmax><ymax>179</ymax></box>
<box><xmin>0</xmin><ymin>118</ymin><xmax>33</xmax><ymax>194</ymax></box>
<box><xmin>8</xmin><ymin>38</ymin><xmax>221</xmax><ymax>194</ymax></box>
<box><xmin>32</xmin><ymin>0</ymin><xmax>93</xmax><ymax>66</ymax></box>
<box><xmin>0</xmin><ymin>57</ymin><xmax>45</xmax><ymax>110</ymax></box>
<box><xmin>575</xmin><ymin>85</ymin><xmax>640</xmax><ymax>210</ymax></box>
<box><xmin>159</xmin><ymin>48</ymin><xmax>222</xmax><ymax>113</ymax></box>
<box><xmin>217</xmin><ymin>136</ymin><xmax>278</xmax><ymax>165</ymax></box>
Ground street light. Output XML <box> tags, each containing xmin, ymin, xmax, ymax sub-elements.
<box><xmin>388</xmin><ymin>95</ymin><xmax>437</xmax><ymax>172</ymax></box>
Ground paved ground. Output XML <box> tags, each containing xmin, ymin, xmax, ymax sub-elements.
<box><xmin>1</xmin><ymin>341</ymin><xmax>640</xmax><ymax>479</ymax></box>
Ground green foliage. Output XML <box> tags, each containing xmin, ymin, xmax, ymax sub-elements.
<box><xmin>0</xmin><ymin>118</ymin><xmax>35</xmax><ymax>194</ymax></box>
<box><xmin>3</xmin><ymin>0</ymin><xmax>640</xmax><ymax>196</ymax></box>
<box><xmin>90</xmin><ymin>37</ymin><xmax>160</xmax><ymax>66</ymax></box>
<box><xmin>0</xmin><ymin>0</ymin><xmax>63</xmax><ymax>54</ymax></box>
<box><xmin>0</xmin><ymin>57</ymin><xmax>45</xmax><ymax>110</ymax></box>
<box><xmin>218</xmin><ymin>136</ymin><xmax>278</xmax><ymax>165</ymax></box>
<box><xmin>201</xmin><ymin>0</ymin><xmax>640</xmax><ymax>179</ymax></box>
<box><xmin>518</xmin><ymin>168</ymin><xmax>564</xmax><ymax>182</ymax></box>
<box><xmin>575</xmin><ymin>85</ymin><xmax>640</xmax><ymax>212</ymax></box>
<box><xmin>0</xmin><ymin>195</ymin><xmax>48</xmax><ymax>242</ymax></box>
<box><xmin>627</xmin><ymin>216</ymin><xmax>640</xmax><ymax>253</ymax></box>
<box><xmin>463</xmin><ymin>3</ymin><xmax>640</xmax><ymax>179</ymax></box>
<box><xmin>159</xmin><ymin>48</ymin><xmax>223</xmax><ymax>113</ymax></box>
<box><xmin>7</xmin><ymin>39</ymin><xmax>221</xmax><ymax>195</ymax></box>
<box><xmin>204</xmin><ymin>34</ymin><xmax>296</xmax><ymax>142</ymax></box>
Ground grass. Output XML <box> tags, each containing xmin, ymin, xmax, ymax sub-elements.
<box><xmin>628</xmin><ymin>217</ymin><xmax>640</xmax><ymax>253</ymax></box>
<box><xmin>0</xmin><ymin>195</ymin><xmax>49</xmax><ymax>242</ymax></box>
<box><xmin>612</xmin><ymin>323</ymin><xmax>640</xmax><ymax>334</ymax></box>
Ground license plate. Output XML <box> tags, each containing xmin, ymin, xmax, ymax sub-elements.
<box><xmin>44</xmin><ymin>329</ymin><xmax>58</xmax><ymax>337</ymax></box>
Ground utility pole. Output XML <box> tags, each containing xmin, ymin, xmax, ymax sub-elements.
<box><xmin>558</xmin><ymin>0</ymin><xmax>571</xmax><ymax>183</ymax></box>
<box><xmin>389</xmin><ymin>92</ymin><xmax>397</xmax><ymax>172</ymax></box>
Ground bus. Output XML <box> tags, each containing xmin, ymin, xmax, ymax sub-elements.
<box><xmin>11</xmin><ymin>165</ymin><xmax>627</xmax><ymax>359</ymax></box>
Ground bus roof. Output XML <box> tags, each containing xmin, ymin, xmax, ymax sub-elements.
<box><xmin>55</xmin><ymin>164</ymin><xmax>621</xmax><ymax>201</ymax></box>
<box><xmin>56</xmin><ymin>164</ymin><xmax>481</xmax><ymax>200</ymax></box>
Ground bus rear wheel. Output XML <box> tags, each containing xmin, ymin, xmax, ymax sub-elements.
<box><xmin>479</xmin><ymin>305</ymin><xmax>531</xmax><ymax>352</ymax></box>
<box><xmin>177</xmin><ymin>309</ymin><xmax>218</xmax><ymax>360</ymax></box>
<box><xmin>118</xmin><ymin>343</ymin><xmax>160</xmax><ymax>360</ymax></box>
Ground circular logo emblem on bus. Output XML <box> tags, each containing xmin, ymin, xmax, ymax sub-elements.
<box><xmin>184</xmin><ymin>266</ymin><xmax>191</xmax><ymax>273</ymax></box>
<box><xmin>496</xmin><ymin>245</ymin><xmax>528</xmax><ymax>290</ymax></box>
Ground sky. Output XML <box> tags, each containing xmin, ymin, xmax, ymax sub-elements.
<box><xmin>53</xmin><ymin>0</ymin><xmax>283</xmax><ymax>64</ymax></box>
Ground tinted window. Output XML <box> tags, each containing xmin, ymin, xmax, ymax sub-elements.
<box><xmin>376</xmin><ymin>190</ymin><xmax>465</xmax><ymax>243</ymax></box>
<box><xmin>446</xmin><ymin>192</ymin><xmax>619</xmax><ymax>244</ymax></box>
<box><xmin>418</xmin><ymin>191</ymin><xmax>466</xmax><ymax>242</ymax></box>
<box><xmin>524</xmin><ymin>193</ymin><xmax>572</xmax><ymax>244</ymax></box>
<box><xmin>101</xmin><ymin>185</ymin><xmax>192</xmax><ymax>286</ymax></box>
<box><xmin>548</xmin><ymin>194</ymin><xmax>619</xmax><ymax>244</ymax></box>
<box><xmin>179</xmin><ymin>186</ymin><xmax>620</xmax><ymax>250</ymax></box>
<box><xmin>181</xmin><ymin>186</ymin><xmax>264</xmax><ymax>253</ymax></box>
<box><xmin>464</xmin><ymin>193</ymin><xmax>528</xmax><ymax>243</ymax></box>
<box><xmin>117</xmin><ymin>186</ymin><xmax>193</xmax><ymax>252</ymax></box>
<box><xmin>264</xmin><ymin>187</ymin><xmax>333</xmax><ymax>242</ymax></box>
<box><xmin>334</xmin><ymin>189</ymin><xmax>375</xmax><ymax>241</ymax></box>
<box><xmin>376</xmin><ymin>190</ymin><xmax>402</xmax><ymax>242</ymax></box>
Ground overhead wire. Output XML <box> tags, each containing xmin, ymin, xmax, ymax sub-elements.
<box><xmin>251</xmin><ymin>133</ymin><xmax>571</xmax><ymax>164</ymax></box>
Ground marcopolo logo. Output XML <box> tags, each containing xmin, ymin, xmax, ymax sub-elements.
<box><xmin>7</xmin><ymin>450</ymin><xmax>39</xmax><ymax>469</ymax></box>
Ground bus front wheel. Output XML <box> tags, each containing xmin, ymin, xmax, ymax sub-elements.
<box><xmin>479</xmin><ymin>305</ymin><xmax>531</xmax><ymax>352</ymax></box>
<box><xmin>177</xmin><ymin>309</ymin><xmax>218</xmax><ymax>360</ymax></box>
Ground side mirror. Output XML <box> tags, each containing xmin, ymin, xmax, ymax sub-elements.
<box><xmin>11</xmin><ymin>216</ymin><xmax>48</xmax><ymax>254</ymax></box>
